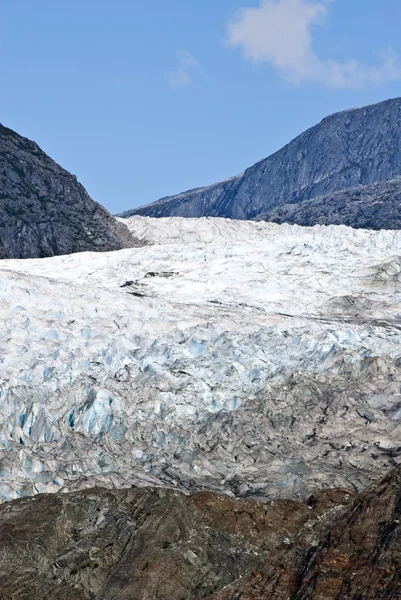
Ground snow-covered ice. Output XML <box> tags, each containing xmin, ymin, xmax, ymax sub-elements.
<box><xmin>1</xmin><ymin>216</ymin><xmax>401</xmax><ymax>501</ymax></box>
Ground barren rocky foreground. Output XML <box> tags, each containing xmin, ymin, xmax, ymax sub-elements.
<box><xmin>0</xmin><ymin>468</ymin><xmax>400</xmax><ymax>599</ymax></box>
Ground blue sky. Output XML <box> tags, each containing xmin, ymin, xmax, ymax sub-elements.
<box><xmin>2</xmin><ymin>0</ymin><xmax>401</xmax><ymax>213</ymax></box>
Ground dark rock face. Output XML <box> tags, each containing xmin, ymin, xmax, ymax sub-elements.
<box><xmin>260</xmin><ymin>177</ymin><xmax>401</xmax><ymax>230</ymax></box>
<box><xmin>2</xmin><ymin>470</ymin><xmax>401</xmax><ymax>599</ymax></box>
<box><xmin>0</xmin><ymin>124</ymin><xmax>140</xmax><ymax>259</ymax></box>
<box><xmin>120</xmin><ymin>98</ymin><xmax>401</xmax><ymax>226</ymax></box>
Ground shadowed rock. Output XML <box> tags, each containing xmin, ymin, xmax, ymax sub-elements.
<box><xmin>259</xmin><ymin>177</ymin><xmax>401</xmax><ymax>230</ymax></box>
<box><xmin>0</xmin><ymin>124</ymin><xmax>141</xmax><ymax>258</ymax></box>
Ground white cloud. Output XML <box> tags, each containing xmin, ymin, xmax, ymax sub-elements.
<box><xmin>167</xmin><ymin>50</ymin><xmax>200</xmax><ymax>89</ymax></box>
<box><xmin>226</xmin><ymin>0</ymin><xmax>401</xmax><ymax>88</ymax></box>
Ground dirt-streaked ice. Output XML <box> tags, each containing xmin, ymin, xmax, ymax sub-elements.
<box><xmin>1</xmin><ymin>216</ymin><xmax>401</xmax><ymax>502</ymax></box>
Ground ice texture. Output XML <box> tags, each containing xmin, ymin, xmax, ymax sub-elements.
<box><xmin>1</xmin><ymin>217</ymin><xmax>401</xmax><ymax>501</ymax></box>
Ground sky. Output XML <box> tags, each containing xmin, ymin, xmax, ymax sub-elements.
<box><xmin>2</xmin><ymin>0</ymin><xmax>401</xmax><ymax>214</ymax></box>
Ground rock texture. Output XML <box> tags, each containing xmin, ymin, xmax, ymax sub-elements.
<box><xmin>260</xmin><ymin>177</ymin><xmax>401</xmax><ymax>230</ymax></box>
<box><xmin>0</xmin><ymin>481</ymin><xmax>353</xmax><ymax>600</ymax></box>
<box><xmin>0</xmin><ymin>124</ymin><xmax>140</xmax><ymax>259</ymax></box>
<box><xmin>1</xmin><ymin>469</ymin><xmax>401</xmax><ymax>599</ymax></box>
<box><xmin>119</xmin><ymin>97</ymin><xmax>401</xmax><ymax>226</ymax></box>
<box><xmin>2</xmin><ymin>218</ymin><xmax>401</xmax><ymax>503</ymax></box>
<box><xmin>213</xmin><ymin>468</ymin><xmax>401</xmax><ymax>600</ymax></box>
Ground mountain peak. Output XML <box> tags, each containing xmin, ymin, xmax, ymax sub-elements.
<box><xmin>120</xmin><ymin>97</ymin><xmax>401</xmax><ymax>227</ymax></box>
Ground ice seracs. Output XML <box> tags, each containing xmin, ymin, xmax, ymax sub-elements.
<box><xmin>1</xmin><ymin>217</ymin><xmax>401</xmax><ymax>502</ymax></box>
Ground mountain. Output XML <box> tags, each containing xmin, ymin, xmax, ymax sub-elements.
<box><xmin>260</xmin><ymin>177</ymin><xmax>401</xmax><ymax>229</ymax></box>
<box><xmin>119</xmin><ymin>97</ymin><xmax>401</xmax><ymax>226</ymax></box>
<box><xmin>2</xmin><ymin>216</ymin><xmax>401</xmax><ymax>504</ymax></box>
<box><xmin>0</xmin><ymin>124</ymin><xmax>141</xmax><ymax>258</ymax></box>
<box><xmin>1</xmin><ymin>468</ymin><xmax>400</xmax><ymax>599</ymax></box>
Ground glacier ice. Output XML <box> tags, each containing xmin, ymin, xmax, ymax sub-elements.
<box><xmin>1</xmin><ymin>217</ymin><xmax>401</xmax><ymax>501</ymax></box>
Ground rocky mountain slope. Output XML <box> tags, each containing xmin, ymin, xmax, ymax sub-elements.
<box><xmin>0</xmin><ymin>468</ymin><xmax>400</xmax><ymax>599</ymax></box>
<box><xmin>119</xmin><ymin>97</ymin><xmax>401</xmax><ymax>226</ymax></box>
<box><xmin>261</xmin><ymin>177</ymin><xmax>401</xmax><ymax>230</ymax></box>
<box><xmin>0</xmin><ymin>124</ymin><xmax>140</xmax><ymax>258</ymax></box>
<box><xmin>1</xmin><ymin>217</ymin><xmax>401</xmax><ymax>504</ymax></box>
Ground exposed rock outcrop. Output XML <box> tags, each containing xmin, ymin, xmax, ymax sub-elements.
<box><xmin>0</xmin><ymin>124</ymin><xmax>141</xmax><ymax>258</ymax></box>
<box><xmin>0</xmin><ymin>469</ymin><xmax>400</xmax><ymax>599</ymax></box>
<box><xmin>260</xmin><ymin>177</ymin><xmax>401</xmax><ymax>230</ymax></box>
<box><xmin>119</xmin><ymin>98</ymin><xmax>401</xmax><ymax>227</ymax></box>
<box><xmin>213</xmin><ymin>468</ymin><xmax>401</xmax><ymax>600</ymax></box>
<box><xmin>0</xmin><ymin>482</ymin><xmax>353</xmax><ymax>600</ymax></box>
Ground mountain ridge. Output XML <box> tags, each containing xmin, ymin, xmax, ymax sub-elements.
<box><xmin>119</xmin><ymin>97</ymin><xmax>401</xmax><ymax>226</ymax></box>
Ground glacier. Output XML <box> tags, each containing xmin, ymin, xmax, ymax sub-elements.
<box><xmin>1</xmin><ymin>216</ymin><xmax>401</xmax><ymax>502</ymax></box>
